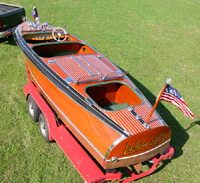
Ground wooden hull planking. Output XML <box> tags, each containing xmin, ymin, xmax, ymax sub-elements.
<box><xmin>14</xmin><ymin>21</ymin><xmax>172</xmax><ymax>170</ymax></box>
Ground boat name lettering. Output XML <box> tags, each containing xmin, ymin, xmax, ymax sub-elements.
<box><xmin>123</xmin><ymin>133</ymin><xmax>165</xmax><ymax>156</ymax></box>
<box><xmin>123</xmin><ymin>140</ymin><xmax>148</xmax><ymax>155</ymax></box>
<box><xmin>149</xmin><ymin>133</ymin><xmax>165</xmax><ymax>146</ymax></box>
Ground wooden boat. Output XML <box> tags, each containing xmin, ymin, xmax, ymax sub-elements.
<box><xmin>14</xmin><ymin>19</ymin><xmax>172</xmax><ymax>172</ymax></box>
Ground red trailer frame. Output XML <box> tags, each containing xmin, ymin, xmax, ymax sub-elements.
<box><xmin>24</xmin><ymin>64</ymin><xmax>174</xmax><ymax>183</ymax></box>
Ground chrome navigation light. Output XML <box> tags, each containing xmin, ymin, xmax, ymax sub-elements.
<box><xmin>42</xmin><ymin>22</ymin><xmax>48</xmax><ymax>32</ymax></box>
<box><xmin>111</xmin><ymin>156</ymin><xmax>119</xmax><ymax>163</ymax></box>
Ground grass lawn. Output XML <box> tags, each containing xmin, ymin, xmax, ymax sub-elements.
<box><xmin>0</xmin><ymin>0</ymin><xmax>200</xmax><ymax>182</ymax></box>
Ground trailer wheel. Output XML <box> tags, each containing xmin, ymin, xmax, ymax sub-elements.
<box><xmin>27</xmin><ymin>95</ymin><xmax>41</xmax><ymax>122</ymax></box>
<box><xmin>39</xmin><ymin>113</ymin><xmax>51</xmax><ymax>143</ymax></box>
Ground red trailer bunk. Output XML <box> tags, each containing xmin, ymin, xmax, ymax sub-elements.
<box><xmin>24</xmin><ymin>64</ymin><xmax>174</xmax><ymax>183</ymax></box>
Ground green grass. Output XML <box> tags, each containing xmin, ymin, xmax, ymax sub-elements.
<box><xmin>1</xmin><ymin>0</ymin><xmax>200</xmax><ymax>182</ymax></box>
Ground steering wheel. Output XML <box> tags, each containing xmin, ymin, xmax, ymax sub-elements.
<box><xmin>52</xmin><ymin>27</ymin><xmax>68</xmax><ymax>42</ymax></box>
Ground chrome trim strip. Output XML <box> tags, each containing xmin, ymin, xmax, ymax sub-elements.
<box><xmin>65</xmin><ymin>77</ymin><xmax>73</xmax><ymax>84</ymax></box>
<box><xmin>109</xmin><ymin>136</ymin><xmax>126</xmax><ymax>150</ymax></box>
<box><xmin>48</xmin><ymin>60</ymin><xmax>54</xmax><ymax>64</ymax></box>
<box><xmin>105</xmin><ymin>135</ymin><xmax>126</xmax><ymax>159</ymax></box>
<box><xmin>85</xmin><ymin>97</ymin><xmax>95</xmax><ymax>106</ymax></box>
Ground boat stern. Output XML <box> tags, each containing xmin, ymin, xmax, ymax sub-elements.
<box><xmin>104</xmin><ymin>126</ymin><xmax>172</xmax><ymax>169</ymax></box>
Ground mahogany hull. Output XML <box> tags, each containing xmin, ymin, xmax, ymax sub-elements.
<box><xmin>25</xmin><ymin>56</ymin><xmax>121</xmax><ymax>166</ymax></box>
<box><xmin>14</xmin><ymin>21</ymin><xmax>172</xmax><ymax>170</ymax></box>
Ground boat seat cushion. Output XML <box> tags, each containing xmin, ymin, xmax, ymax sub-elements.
<box><xmin>107</xmin><ymin>103</ymin><xmax>129</xmax><ymax>111</ymax></box>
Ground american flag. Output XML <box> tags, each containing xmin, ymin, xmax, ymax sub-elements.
<box><xmin>31</xmin><ymin>6</ymin><xmax>38</xmax><ymax>18</ymax></box>
<box><xmin>160</xmin><ymin>84</ymin><xmax>194</xmax><ymax>118</ymax></box>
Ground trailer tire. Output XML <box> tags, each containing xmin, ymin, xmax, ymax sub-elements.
<box><xmin>39</xmin><ymin>113</ymin><xmax>51</xmax><ymax>143</ymax></box>
<box><xmin>27</xmin><ymin>95</ymin><xmax>41</xmax><ymax>122</ymax></box>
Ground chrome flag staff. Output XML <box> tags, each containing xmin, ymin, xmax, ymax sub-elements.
<box><xmin>146</xmin><ymin>78</ymin><xmax>194</xmax><ymax>123</ymax></box>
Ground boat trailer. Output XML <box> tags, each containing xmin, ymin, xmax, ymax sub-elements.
<box><xmin>24</xmin><ymin>64</ymin><xmax>174</xmax><ymax>183</ymax></box>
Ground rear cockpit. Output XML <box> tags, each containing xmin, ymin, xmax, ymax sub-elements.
<box><xmin>86</xmin><ymin>82</ymin><xmax>143</xmax><ymax>111</ymax></box>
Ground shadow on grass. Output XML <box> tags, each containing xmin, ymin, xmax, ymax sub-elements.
<box><xmin>185</xmin><ymin>121</ymin><xmax>200</xmax><ymax>131</ymax></box>
<box><xmin>0</xmin><ymin>35</ymin><xmax>17</xmax><ymax>46</ymax></box>
<box><xmin>127</xmin><ymin>73</ymin><xmax>190</xmax><ymax>160</ymax></box>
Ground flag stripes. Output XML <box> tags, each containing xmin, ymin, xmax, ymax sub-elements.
<box><xmin>160</xmin><ymin>85</ymin><xmax>194</xmax><ymax>118</ymax></box>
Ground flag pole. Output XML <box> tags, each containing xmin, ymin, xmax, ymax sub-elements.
<box><xmin>33</xmin><ymin>4</ymin><xmax>36</xmax><ymax>22</ymax></box>
<box><xmin>145</xmin><ymin>78</ymin><xmax>172</xmax><ymax>124</ymax></box>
